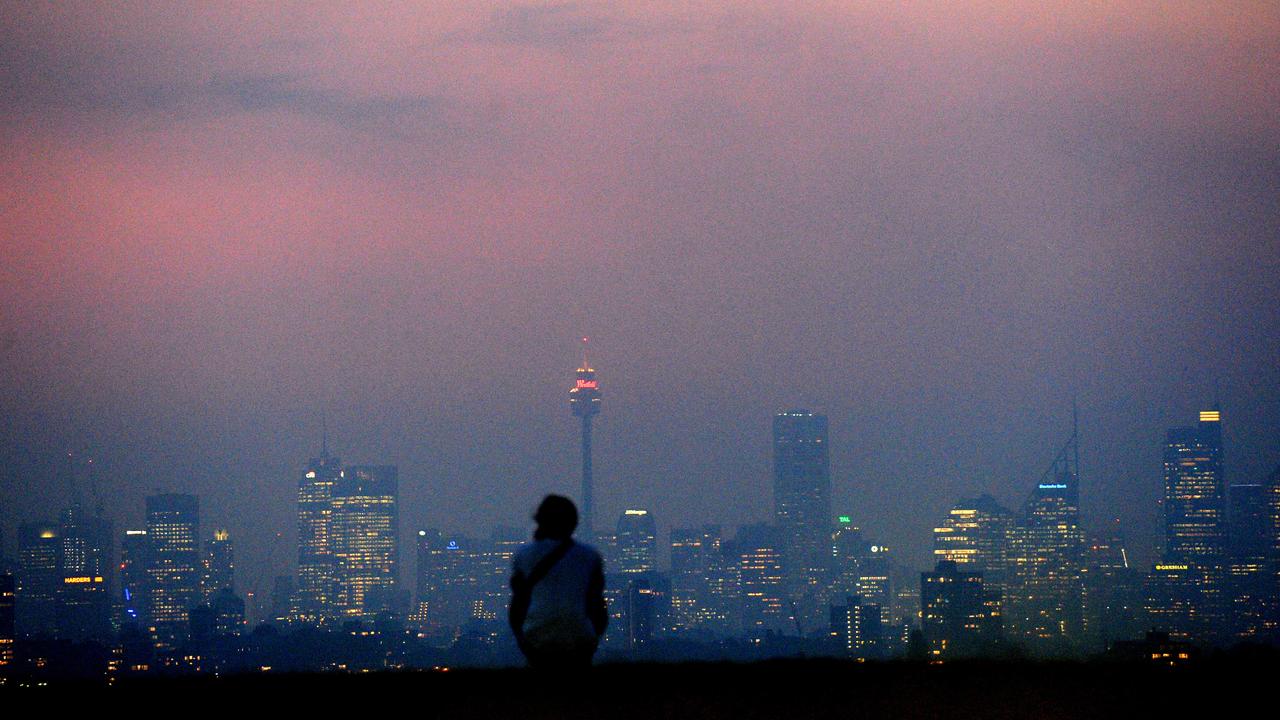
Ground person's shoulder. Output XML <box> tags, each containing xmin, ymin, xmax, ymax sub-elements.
<box><xmin>571</xmin><ymin>540</ymin><xmax>603</xmax><ymax>562</ymax></box>
<box><xmin>513</xmin><ymin>539</ymin><xmax>546</xmax><ymax>565</ymax></box>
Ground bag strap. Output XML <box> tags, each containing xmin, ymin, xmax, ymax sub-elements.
<box><xmin>522</xmin><ymin>539</ymin><xmax>574</xmax><ymax>591</ymax></box>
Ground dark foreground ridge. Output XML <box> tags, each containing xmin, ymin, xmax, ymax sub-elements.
<box><xmin>33</xmin><ymin>657</ymin><xmax>1275</xmax><ymax>717</ymax></box>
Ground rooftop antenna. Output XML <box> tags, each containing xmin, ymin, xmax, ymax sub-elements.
<box><xmin>322</xmin><ymin>409</ymin><xmax>329</xmax><ymax>458</ymax></box>
<box><xmin>65</xmin><ymin>449</ymin><xmax>80</xmax><ymax>509</ymax></box>
<box><xmin>581</xmin><ymin>336</ymin><xmax>592</xmax><ymax>370</ymax></box>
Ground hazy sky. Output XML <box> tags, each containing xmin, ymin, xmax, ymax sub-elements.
<box><xmin>2</xmin><ymin>2</ymin><xmax>1278</xmax><ymax>594</ymax></box>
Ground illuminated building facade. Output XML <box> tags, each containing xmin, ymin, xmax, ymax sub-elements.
<box><xmin>932</xmin><ymin>495</ymin><xmax>1013</xmax><ymax>582</ymax></box>
<box><xmin>829</xmin><ymin>516</ymin><xmax>865</xmax><ymax>601</ymax></box>
<box><xmin>297</xmin><ymin>447</ymin><xmax>341</xmax><ymax>623</ymax></box>
<box><xmin>202</xmin><ymin>529</ymin><xmax>235</xmax><ymax>601</ymax></box>
<box><xmin>921</xmin><ymin>560</ymin><xmax>999</xmax><ymax>658</ymax></box>
<box><xmin>1155</xmin><ymin>409</ymin><xmax>1226</xmax><ymax>642</ymax></box>
<box><xmin>733</xmin><ymin>524</ymin><xmax>789</xmax><ymax>639</ymax></box>
<box><xmin>1004</xmin><ymin>423</ymin><xmax>1084</xmax><ymax>654</ymax></box>
<box><xmin>331</xmin><ymin>466</ymin><xmax>400</xmax><ymax>619</ymax></box>
<box><xmin>1225</xmin><ymin>483</ymin><xmax>1268</xmax><ymax>640</ymax></box>
<box><xmin>829</xmin><ymin>596</ymin><xmax>882</xmax><ymax>659</ymax></box>
<box><xmin>145</xmin><ymin>494</ymin><xmax>201</xmax><ymax>647</ymax></box>
<box><xmin>773</xmin><ymin>410</ymin><xmax>831</xmax><ymax>629</ymax></box>
<box><xmin>119</xmin><ymin>529</ymin><xmax>151</xmax><ymax>628</ymax></box>
<box><xmin>0</xmin><ymin>573</ymin><xmax>13</xmax><ymax>667</ymax></box>
<box><xmin>56</xmin><ymin>504</ymin><xmax>113</xmax><ymax>641</ymax></box>
<box><xmin>16</xmin><ymin>522</ymin><xmax>61</xmax><ymax>638</ymax></box>
<box><xmin>857</xmin><ymin>543</ymin><xmax>895</xmax><ymax>629</ymax></box>
<box><xmin>569</xmin><ymin>337</ymin><xmax>602</xmax><ymax>534</ymax></box>
<box><xmin>670</xmin><ymin>525</ymin><xmax>732</xmax><ymax>634</ymax></box>
<box><xmin>1267</xmin><ymin>465</ymin><xmax>1280</xmax><ymax>633</ymax></box>
<box><xmin>616</xmin><ymin>509</ymin><xmax>657</xmax><ymax>577</ymax></box>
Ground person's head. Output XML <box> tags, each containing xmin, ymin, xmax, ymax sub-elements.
<box><xmin>533</xmin><ymin>495</ymin><xmax>578</xmax><ymax>540</ymax></box>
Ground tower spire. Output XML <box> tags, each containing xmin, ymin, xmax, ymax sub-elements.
<box><xmin>581</xmin><ymin>336</ymin><xmax>590</xmax><ymax>370</ymax></box>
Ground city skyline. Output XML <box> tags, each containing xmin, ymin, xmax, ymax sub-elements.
<box><xmin>2</xmin><ymin>3</ymin><xmax>1278</xmax><ymax>680</ymax></box>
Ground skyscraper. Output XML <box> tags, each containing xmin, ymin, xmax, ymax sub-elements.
<box><xmin>921</xmin><ymin>560</ymin><xmax>999</xmax><ymax>658</ymax></box>
<box><xmin>297</xmin><ymin>445</ymin><xmax>341</xmax><ymax>624</ymax></box>
<box><xmin>772</xmin><ymin>410</ymin><xmax>831</xmax><ymax>629</ymax></box>
<box><xmin>932</xmin><ymin>495</ymin><xmax>1014</xmax><ymax>623</ymax></box>
<box><xmin>202</xmin><ymin>529</ymin><xmax>235</xmax><ymax>601</ymax></box>
<box><xmin>119</xmin><ymin>529</ymin><xmax>151</xmax><ymax>629</ymax></box>
<box><xmin>1224</xmin><ymin>483</ymin><xmax>1268</xmax><ymax>639</ymax></box>
<box><xmin>16</xmin><ymin>522</ymin><xmax>60</xmax><ymax>638</ymax></box>
<box><xmin>55</xmin><ymin>504</ymin><xmax>113</xmax><ymax>641</ymax></box>
<box><xmin>569</xmin><ymin>337</ymin><xmax>602</xmax><ymax>535</ymax></box>
<box><xmin>615</xmin><ymin>509</ymin><xmax>657</xmax><ymax>577</ymax></box>
<box><xmin>670</xmin><ymin>525</ymin><xmax>729</xmax><ymax>634</ymax></box>
<box><xmin>1005</xmin><ymin>419</ymin><xmax>1084</xmax><ymax>654</ymax></box>
<box><xmin>733</xmin><ymin>523</ymin><xmax>789</xmax><ymax>639</ymax></box>
<box><xmin>331</xmin><ymin>465</ymin><xmax>400</xmax><ymax>619</ymax></box>
<box><xmin>1155</xmin><ymin>409</ymin><xmax>1227</xmax><ymax>642</ymax></box>
<box><xmin>0</xmin><ymin>573</ymin><xmax>13</xmax><ymax>668</ymax></box>
<box><xmin>145</xmin><ymin>493</ymin><xmax>201</xmax><ymax>647</ymax></box>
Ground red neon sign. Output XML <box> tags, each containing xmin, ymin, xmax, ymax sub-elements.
<box><xmin>576</xmin><ymin>379</ymin><xmax>598</xmax><ymax>389</ymax></box>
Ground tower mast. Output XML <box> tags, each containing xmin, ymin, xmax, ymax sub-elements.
<box><xmin>569</xmin><ymin>337</ymin><xmax>602</xmax><ymax>536</ymax></box>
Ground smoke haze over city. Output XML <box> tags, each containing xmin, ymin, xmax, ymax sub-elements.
<box><xmin>2</xmin><ymin>1</ymin><xmax>1278</xmax><ymax>608</ymax></box>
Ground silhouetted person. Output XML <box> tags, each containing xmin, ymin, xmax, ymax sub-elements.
<box><xmin>510</xmin><ymin>495</ymin><xmax>607</xmax><ymax>668</ymax></box>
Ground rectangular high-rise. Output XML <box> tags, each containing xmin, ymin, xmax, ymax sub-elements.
<box><xmin>773</xmin><ymin>410</ymin><xmax>831</xmax><ymax>628</ymax></box>
<box><xmin>297</xmin><ymin>449</ymin><xmax>341</xmax><ymax>623</ymax></box>
<box><xmin>331</xmin><ymin>465</ymin><xmax>400</xmax><ymax>619</ymax></box>
<box><xmin>1156</xmin><ymin>409</ymin><xmax>1227</xmax><ymax>642</ymax></box>
<box><xmin>16</xmin><ymin>522</ymin><xmax>60</xmax><ymax>638</ymax></box>
<box><xmin>146</xmin><ymin>494</ymin><xmax>201</xmax><ymax>647</ymax></box>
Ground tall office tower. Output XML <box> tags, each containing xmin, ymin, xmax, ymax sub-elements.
<box><xmin>476</xmin><ymin>527</ymin><xmax>526</xmax><ymax>625</ymax></box>
<box><xmin>119</xmin><ymin>530</ymin><xmax>151</xmax><ymax>628</ymax></box>
<box><xmin>616</xmin><ymin>509</ymin><xmax>657</xmax><ymax>576</ymax></box>
<box><xmin>1156</xmin><ymin>409</ymin><xmax>1227</xmax><ymax>642</ymax></box>
<box><xmin>829</xmin><ymin>516</ymin><xmax>864</xmax><ymax>600</ymax></box>
<box><xmin>1081</xmin><ymin>535</ymin><xmax>1145</xmax><ymax>651</ymax></box>
<box><xmin>569</xmin><ymin>338</ymin><xmax>602</xmax><ymax>535</ymax></box>
<box><xmin>145</xmin><ymin>494</ymin><xmax>201</xmax><ymax>647</ymax></box>
<box><xmin>0</xmin><ymin>573</ymin><xmax>13</xmax><ymax>667</ymax></box>
<box><xmin>202</xmin><ymin>529</ymin><xmax>235</xmax><ymax>601</ymax></box>
<box><xmin>670</xmin><ymin>525</ymin><xmax>728</xmax><ymax>633</ymax></box>
<box><xmin>331</xmin><ymin>466</ymin><xmax>400</xmax><ymax>619</ymax></box>
<box><xmin>16</xmin><ymin>522</ymin><xmax>60</xmax><ymax>638</ymax></box>
<box><xmin>1226</xmin><ymin>483</ymin><xmax>1268</xmax><ymax>640</ymax></box>
<box><xmin>415</xmin><ymin>531</ymin><xmax>484</xmax><ymax>636</ymax></box>
<box><xmin>56</xmin><ymin>504</ymin><xmax>113</xmax><ymax>641</ymax></box>
<box><xmin>932</xmin><ymin>495</ymin><xmax>1014</xmax><ymax>580</ymax></box>
<box><xmin>733</xmin><ymin>524</ymin><xmax>789</xmax><ymax>640</ymax></box>
<box><xmin>1005</xmin><ymin>421</ymin><xmax>1084</xmax><ymax>654</ymax></box>
<box><xmin>773</xmin><ymin>411</ymin><xmax>832</xmax><ymax>630</ymax></box>
<box><xmin>857</xmin><ymin>542</ymin><xmax>895</xmax><ymax>629</ymax></box>
<box><xmin>829</xmin><ymin>596</ymin><xmax>883</xmax><ymax>659</ymax></box>
<box><xmin>1266</xmin><ymin>465</ymin><xmax>1280</xmax><ymax>633</ymax></box>
<box><xmin>920</xmin><ymin>561</ymin><xmax>1000</xmax><ymax>658</ymax></box>
<box><xmin>297</xmin><ymin>446</ymin><xmax>341</xmax><ymax>624</ymax></box>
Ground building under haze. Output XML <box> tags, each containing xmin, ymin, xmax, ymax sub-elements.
<box><xmin>202</xmin><ymin>529</ymin><xmax>235</xmax><ymax>602</ymax></box>
<box><xmin>55</xmin><ymin>504</ymin><xmax>113</xmax><ymax>642</ymax></box>
<box><xmin>733</xmin><ymin>523</ymin><xmax>789</xmax><ymax>640</ymax></box>
<box><xmin>119</xmin><ymin>529</ymin><xmax>151</xmax><ymax>630</ymax></box>
<box><xmin>16</xmin><ymin>522</ymin><xmax>61</xmax><ymax>638</ymax></box>
<box><xmin>1005</xmin><ymin>423</ymin><xmax>1084</xmax><ymax>654</ymax></box>
<box><xmin>921</xmin><ymin>560</ymin><xmax>1000</xmax><ymax>658</ymax></box>
<box><xmin>331</xmin><ymin>465</ymin><xmax>401</xmax><ymax>620</ymax></box>
<box><xmin>1153</xmin><ymin>409</ymin><xmax>1227</xmax><ymax>643</ymax></box>
<box><xmin>772</xmin><ymin>411</ymin><xmax>832</xmax><ymax>631</ymax></box>
<box><xmin>145</xmin><ymin>494</ymin><xmax>201</xmax><ymax>648</ymax></box>
<box><xmin>297</xmin><ymin>446</ymin><xmax>341</xmax><ymax>624</ymax></box>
